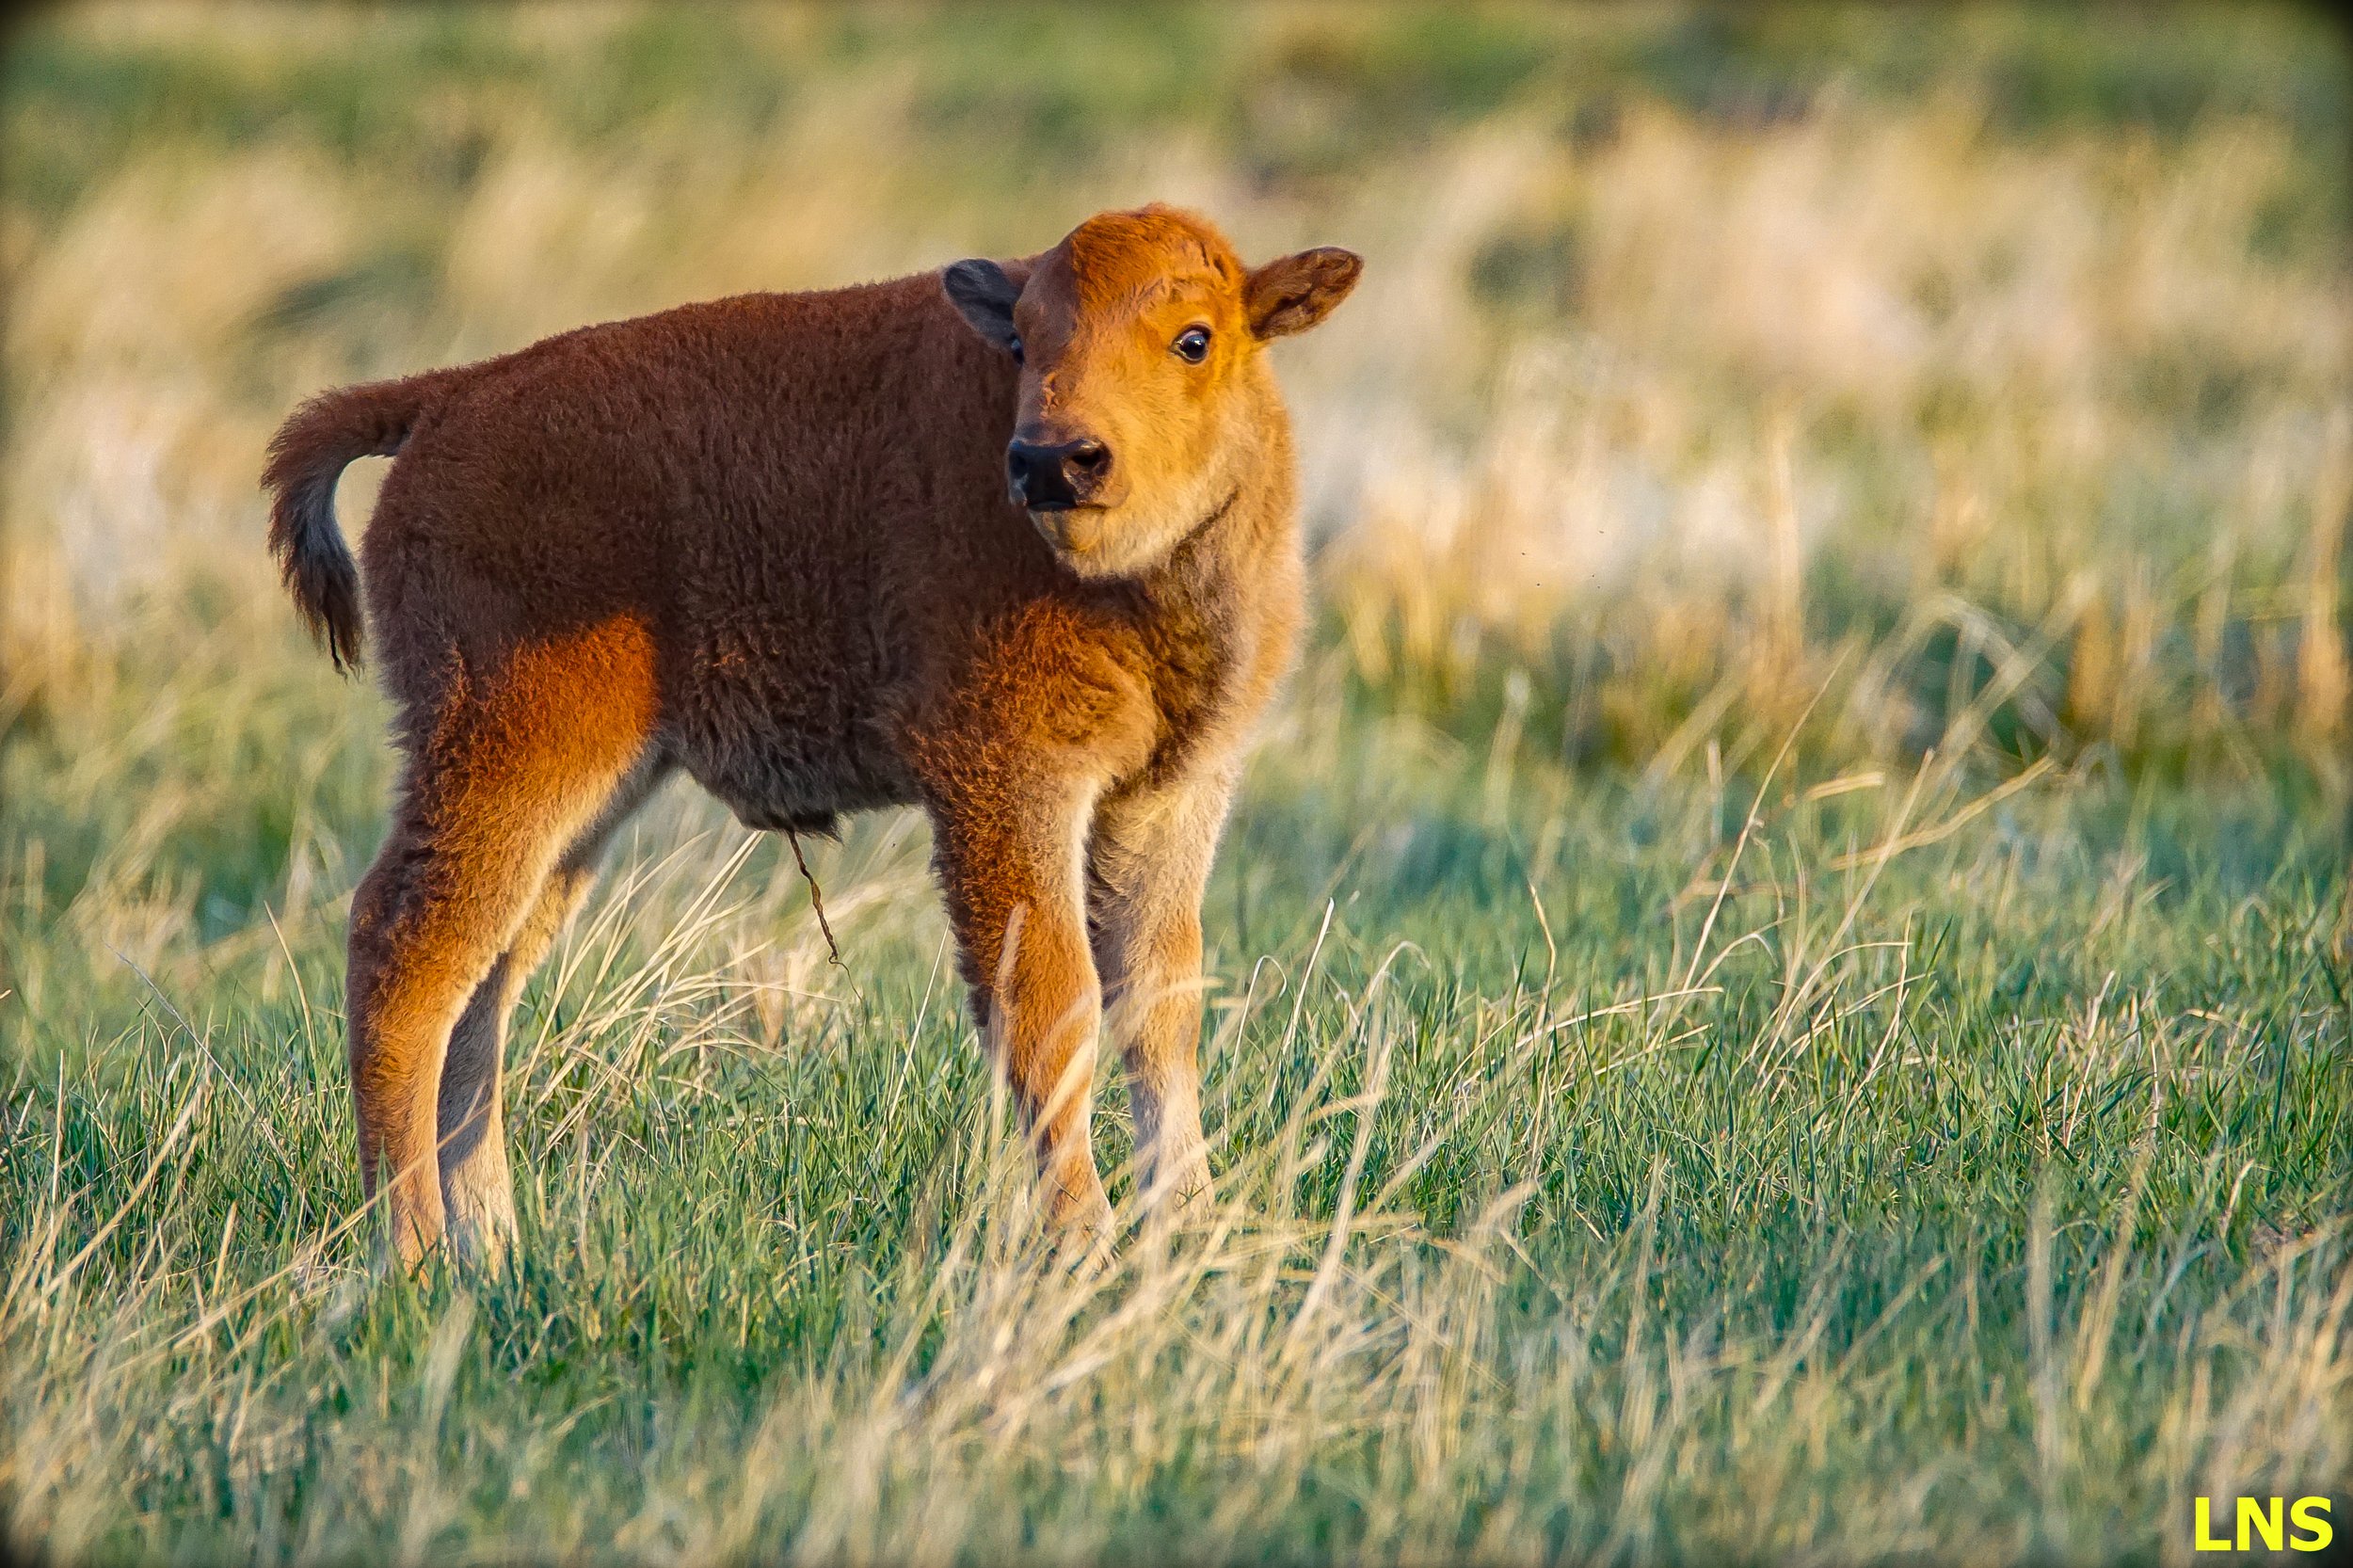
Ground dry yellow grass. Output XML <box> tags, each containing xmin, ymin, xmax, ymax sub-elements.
<box><xmin>8</xmin><ymin>8</ymin><xmax>2348</xmax><ymax>784</ymax></box>
<box><xmin>3</xmin><ymin>8</ymin><xmax>2348</xmax><ymax>1565</ymax></box>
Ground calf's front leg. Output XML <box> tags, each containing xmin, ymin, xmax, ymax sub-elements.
<box><xmin>929</xmin><ymin>776</ymin><xmax>1114</xmax><ymax>1235</ymax></box>
<box><xmin>1089</xmin><ymin>767</ymin><xmax>1233</xmax><ymax>1210</ymax></box>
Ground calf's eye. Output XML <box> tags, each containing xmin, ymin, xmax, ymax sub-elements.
<box><xmin>1008</xmin><ymin>334</ymin><xmax>1025</xmax><ymax>365</ymax></box>
<box><xmin>1173</xmin><ymin>326</ymin><xmax>1211</xmax><ymax>363</ymax></box>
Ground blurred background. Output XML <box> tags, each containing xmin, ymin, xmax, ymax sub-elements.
<box><xmin>7</xmin><ymin>2</ymin><xmax>2347</xmax><ymax>769</ymax></box>
<box><xmin>4</xmin><ymin>14</ymin><xmax>2351</xmax><ymax>1558</ymax></box>
<box><xmin>3</xmin><ymin>1</ymin><xmax>2349</xmax><ymax>968</ymax></box>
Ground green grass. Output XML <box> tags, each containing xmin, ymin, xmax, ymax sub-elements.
<box><xmin>3</xmin><ymin>610</ymin><xmax>2348</xmax><ymax>1564</ymax></box>
<box><xmin>5</xmin><ymin>5</ymin><xmax>2350</xmax><ymax>1561</ymax></box>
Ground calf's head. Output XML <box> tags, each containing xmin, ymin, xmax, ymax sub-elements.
<box><xmin>944</xmin><ymin>204</ymin><xmax>1361</xmax><ymax>578</ymax></box>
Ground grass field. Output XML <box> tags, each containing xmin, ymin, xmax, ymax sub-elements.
<box><xmin>5</xmin><ymin>6</ymin><xmax>2351</xmax><ymax>1564</ymax></box>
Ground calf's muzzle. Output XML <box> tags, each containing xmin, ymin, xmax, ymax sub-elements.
<box><xmin>1007</xmin><ymin>436</ymin><xmax>1115</xmax><ymax>511</ymax></box>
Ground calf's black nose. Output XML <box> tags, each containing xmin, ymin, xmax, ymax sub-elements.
<box><xmin>1007</xmin><ymin>438</ymin><xmax>1113</xmax><ymax>508</ymax></box>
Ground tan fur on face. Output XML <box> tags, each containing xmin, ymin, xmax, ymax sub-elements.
<box><xmin>1012</xmin><ymin>210</ymin><xmax>1262</xmax><ymax>578</ymax></box>
<box><xmin>995</xmin><ymin>207</ymin><xmax>1361</xmax><ymax>583</ymax></box>
<box><xmin>264</xmin><ymin>205</ymin><xmax>1360</xmax><ymax>1265</ymax></box>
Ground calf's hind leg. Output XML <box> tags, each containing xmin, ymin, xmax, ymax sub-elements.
<box><xmin>435</xmin><ymin>758</ymin><xmax>666</xmax><ymax>1267</ymax></box>
<box><xmin>347</xmin><ymin>624</ymin><xmax>659</xmax><ymax>1267</ymax></box>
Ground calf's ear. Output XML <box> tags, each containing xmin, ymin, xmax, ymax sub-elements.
<box><xmin>1245</xmin><ymin>247</ymin><xmax>1363</xmax><ymax>340</ymax></box>
<box><xmin>943</xmin><ymin>258</ymin><xmax>1030</xmax><ymax>356</ymax></box>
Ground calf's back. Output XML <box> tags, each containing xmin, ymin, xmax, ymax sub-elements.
<box><xmin>358</xmin><ymin>272</ymin><xmax>1085</xmax><ymax>826</ymax></box>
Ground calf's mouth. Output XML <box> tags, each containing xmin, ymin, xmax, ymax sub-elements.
<box><xmin>1031</xmin><ymin>504</ymin><xmax>1108</xmax><ymax>554</ymax></box>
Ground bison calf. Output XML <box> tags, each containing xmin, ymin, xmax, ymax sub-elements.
<box><xmin>264</xmin><ymin>204</ymin><xmax>1361</xmax><ymax>1266</ymax></box>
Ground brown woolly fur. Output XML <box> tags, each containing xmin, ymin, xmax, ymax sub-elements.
<box><xmin>262</xmin><ymin>204</ymin><xmax>1361</xmax><ymax>1267</ymax></box>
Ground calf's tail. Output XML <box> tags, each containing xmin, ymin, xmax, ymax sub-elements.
<box><xmin>261</xmin><ymin>369</ymin><xmax>460</xmax><ymax>671</ymax></box>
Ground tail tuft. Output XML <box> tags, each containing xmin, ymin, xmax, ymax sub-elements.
<box><xmin>261</xmin><ymin>374</ymin><xmax>445</xmax><ymax>671</ymax></box>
